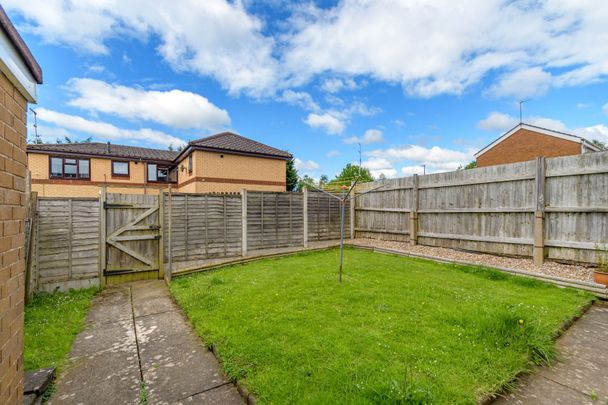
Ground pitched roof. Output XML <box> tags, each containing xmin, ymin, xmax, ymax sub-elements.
<box><xmin>27</xmin><ymin>142</ymin><xmax>178</xmax><ymax>162</ymax></box>
<box><xmin>474</xmin><ymin>123</ymin><xmax>601</xmax><ymax>158</ymax></box>
<box><xmin>0</xmin><ymin>5</ymin><xmax>42</xmax><ymax>84</ymax></box>
<box><xmin>186</xmin><ymin>132</ymin><xmax>292</xmax><ymax>159</ymax></box>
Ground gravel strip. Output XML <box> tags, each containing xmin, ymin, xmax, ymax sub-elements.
<box><xmin>350</xmin><ymin>238</ymin><xmax>595</xmax><ymax>282</ymax></box>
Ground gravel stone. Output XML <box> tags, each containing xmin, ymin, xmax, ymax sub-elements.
<box><xmin>350</xmin><ymin>238</ymin><xmax>595</xmax><ymax>282</ymax></box>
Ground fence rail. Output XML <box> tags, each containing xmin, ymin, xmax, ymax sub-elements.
<box><xmin>355</xmin><ymin>151</ymin><xmax>608</xmax><ymax>264</ymax></box>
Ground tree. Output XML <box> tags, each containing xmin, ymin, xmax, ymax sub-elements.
<box><xmin>168</xmin><ymin>144</ymin><xmax>174</xmax><ymax>151</ymax></box>
<box><xmin>296</xmin><ymin>175</ymin><xmax>317</xmax><ymax>191</ymax></box>
<box><xmin>55</xmin><ymin>136</ymin><xmax>92</xmax><ymax>144</ymax></box>
<box><xmin>319</xmin><ymin>174</ymin><xmax>329</xmax><ymax>187</ymax></box>
<box><xmin>461</xmin><ymin>160</ymin><xmax>477</xmax><ymax>170</ymax></box>
<box><xmin>334</xmin><ymin>163</ymin><xmax>374</xmax><ymax>184</ymax></box>
<box><xmin>591</xmin><ymin>139</ymin><xmax>606</xmax><ymax>150</ymax></box>
<box><xmin>286</xmin><ymin>157</ymin><xmax>299</xmax><ymax>191</ymax></box>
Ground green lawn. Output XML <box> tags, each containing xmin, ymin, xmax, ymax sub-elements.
<box><xmin>171</xmin><ymin>248</ymin><xmax>593</xmax><ymax>404</ymax></box>
<box><xmin>24</xmin><ymin>288</ymin><xmax>97</xmax><ymax>372</ymax></box>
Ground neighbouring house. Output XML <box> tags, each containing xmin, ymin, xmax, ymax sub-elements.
<box><xmin>475</xmin><ymin>123</ymin><xmax>601</xmax><ymax>167</ymax></box>
<box><xmin>27</xmin><ymin>132</ymin><xmax>292</xmax><ymax>197</ymax></box>
<box><xmin>0</xmin><ymin>6</ymin><xmax>42</xmax><ymax>405</ymax></box>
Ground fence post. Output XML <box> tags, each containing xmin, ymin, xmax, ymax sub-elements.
<box><xmin>167</xmin><ymin>185</ymin><xmax>173</xmax><ymax>282</ymax></box>
<box><xmin>99</xmin><ymin>186</ymin><xmax>107</xmax><ymax>287</ymax></box>
<box><xmin>534</xmin><ymin>156</ymin><xmax>546</xmax><ymax>267</ymax></box>
<box><xmin>241</xmin><ymin>189</ymin><xmax>248</xmax><ymax>256</ymax></box>
<box><xmin>24</xmin><ymin>191</ymin><xmax>37</xmax><ymax>303</ymax></box>
<box><xmin>303</xmin><ymin>188</ymin><xmax>308</xmax><ymax>248</ymax></box>
<box><xmin>409</xmin><ymin>174</ymin><xmax>419</xmax><ymax>246</ymax></box>
<box><xmin>350</xmin><ymin>182</ymin><xmax>355</xmax><ymax>240</ymax></box>
<box><xmin>158</xmin><ymin>192</ymin><xmax>165</xmax><ymax>281</ymax></box>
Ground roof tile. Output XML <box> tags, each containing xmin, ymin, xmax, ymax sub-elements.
<box><xmin>27</xmin><ymin>142</ymin><xmax>178</xmax><ymax>162</ymax></box>
<box><xmin>189</xmin><ymin>132</ymin><xmax>291</xmax><ymax>159</ymax></box>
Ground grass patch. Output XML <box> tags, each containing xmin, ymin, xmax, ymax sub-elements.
<box><xmin>24</xmin><ymin>288</ymin><xmax>97</xmax><ymax>372</ymax></box>
<box><xmin>171</xmin><ymin>248</ymin><xmax>593</xmax><ymax>404</ymax></box>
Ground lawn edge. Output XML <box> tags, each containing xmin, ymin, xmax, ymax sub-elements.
<box><xmin>166</xmin><ymin>282</ymin><xmax>258</xmax><ymax>405</ymax></box>
<box><xmin>478</xmin><ymin>298</ymin><xmax>596</xmax><ymax>405</ymax></box>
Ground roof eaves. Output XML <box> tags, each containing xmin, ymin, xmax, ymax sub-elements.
<box><xmin>188</xmin><ymin>144</ymin><xmax>292</xmax><ymax>160</ymax></box>
<box><xmin>26</xmin><ymin>146</ymin><xmax>176</xmax><ymax>164</ymax></box>
<box><xmin>474</xmin><ymin>122</ymin><xmax>598</xmax><ymax>158</ymax></box>
<box><xmin>0</xmin><ymin>6</ymin><xmax>42</xmax><ymax>84</ymax></box>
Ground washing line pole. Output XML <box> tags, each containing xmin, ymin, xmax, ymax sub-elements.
<box><xmin>307</xmin><ymin>179</ymin><xmax>387</xmax><ymax>283</ymax></box>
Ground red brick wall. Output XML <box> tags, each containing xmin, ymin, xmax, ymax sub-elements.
<box><xmin>0</xmin><ymin>70</ymin><xmax>28</xmax><ymax>404</ymax></box>
<box><xmin>476</xmin><ymin>128</ymin><xmax>581</xmax><ymax>167</ymax></box>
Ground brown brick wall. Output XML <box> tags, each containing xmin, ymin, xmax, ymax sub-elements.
<box><xmin>0</xmin><ymin>70</ymin><xmax>27</xmax><ymax>404</ymax></box>
<box><xmin>477</xmin><ymin>128</ymin><xmax>581</xmax><ymax>167</ymax></box>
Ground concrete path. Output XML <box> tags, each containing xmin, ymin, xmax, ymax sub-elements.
<box><xmin>495</xmin><ymin>302</ymin><xmax>608</xmax><ymax>404</ymax></box>
<box><xmin>49</xmin><ymin>280</ymin><xmax>244</xmax><ymax>404</ymax></box>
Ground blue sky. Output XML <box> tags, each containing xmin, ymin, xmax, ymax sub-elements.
<box><xmin>6</xmin><ymin>0</ymin><xmax>608</xmax><ymax>178</ymax></box>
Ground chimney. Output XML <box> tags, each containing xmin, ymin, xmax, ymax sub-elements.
<box><xmin>107</xmin><ymin>141</ymin><xmax>111</xmax><ymax>153</ymax></box>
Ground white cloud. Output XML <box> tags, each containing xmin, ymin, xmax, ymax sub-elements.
<box><xmin>279</xmin><ymin>90</ymin><xmax>319</xmax><ymax>111</ymax></box>
<box><xmin>344</xmin><ymin>129</ymin><xmax>384</xmax><ymax>144</ymax></box>
<box><xmin>67</xmin><ymin>78</ymin><xmax>230</xmax><ymax>130</ymax></box>
<box><xmin>401</xmin><ymin>166</ymin><xmax>425</xmax><ymax>176</ymax></box>
<box><xmin>320</xmin><ymin>77</ymin><xmax>362</xmax><ymax>93</ymax></box>
<box><xmin>486</xmin><ymin>67</ymin><xmax>552</xmax><ymax>99</ymax></box>
<box><xmin>574</xmin><ymin>125</ymin><xmax>608</xmax><ymax>143</ymax></box>
<box><xmin>303</xmin><ymin>100</ymin><xmax>380</xmax><ymax>134</ymax></box>
<box><xmin>283</xmin><ymin>1</ymin><xmax>608</xmax><ymax>98</ymax></box>
<box><xmin>304</xmin><ymin>112</ymin><xmax>345</xmax><ymax>135</ymax></box>
<box><xmin>35</xmin><ymin>108</ymin><xmax>185</xmax><ymax>148</ymax></box>
<box><xmin>6</xmin><ymin>0</ymin><xmax>278</xmax><ymax>96</ymax></box>
<box><xmin>294</xmin><ymin>158</ymin><xmax>320</xmax><ymax>171</ymax></box>
<box><xmin>362</xmin><ymin>144</ymin><xmax>474</xmax><ymax>178</ymax></box>
<box><xmin>477</xmin><ymin>112</ymin><xmax>517</xmax><ymax>132</ymax></box>
<box><xmin>326</xmin><ymin>150</ymin><xmax>340</xmax><ymax>157</ymax></box>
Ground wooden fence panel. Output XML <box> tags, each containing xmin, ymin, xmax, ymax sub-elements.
<box><xmin>247</xmin><ymin>192</ymin><xmax>304</xmax><ymax>250</ymax></box>
<box><xmin>355</xmin><ymin>177</ymin><xmax>412</xmax><ymax>241</ymax></box>
<box><xmin>164</xmin><ymin>193</ymin><xmax>242</xmax><ymax>262</ymax></box>
<box><xmin>307</xmin><ymin>191</ymin><xmax>349</xmax><ymax>241</ymax></box>
<box><xmin>354</xmin><ymin>151</ymin><xmax>608</xmax><ymax>264</ymax></box>
<box><xmin>35</xmin><ymin>198</ymin><xmax>100</xmax><ymax>292</ymax></box>
<box><xmin>544</xmin><ymin>152</ymin><xmax>608</xmax><ymax>263</ymax></box>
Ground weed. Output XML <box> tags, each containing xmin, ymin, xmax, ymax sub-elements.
<box><xmin>139</xmin><ymin>381</ymin><xmax>148</xmax><ymax>404</ymax></box>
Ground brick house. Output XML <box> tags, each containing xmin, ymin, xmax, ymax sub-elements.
<box><xmin>27</xmin><ymin>132</ymin><xmax>292</xmax><ymax>197</ymax></box>
<box><xmin>0</xmin><ymin>6</ymin><xmax>42</xmax><ymax>404</ymax></box>
<box><xmin>475</xmin><ymin>123</ymin><xmax>601</xmax><ymax>167</ymax></box>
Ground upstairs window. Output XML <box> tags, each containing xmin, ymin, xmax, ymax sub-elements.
<box><xmin>188</xmin><ymin>154</ymin><xmax>193</xmax><ymax>173</ymax></box>
<box><xmin>147</xmin><ymin>163</ymin><xmax>170</xmax><ymax>183</ymax></box>
<box><xmin>112</xmin><ymin>161</ymin><xmax>130</xmax><ymax>177</ymax></box>
<box><xmin>49</xmin><ymin>156</ymin><xmax>90</xmax><ymax>179</ymax></box>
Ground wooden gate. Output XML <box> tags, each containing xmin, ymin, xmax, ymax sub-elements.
<box><xmin>102</xmin><ymin>192</ymin><xmax>163</xmax><ymax>284</ymax></box>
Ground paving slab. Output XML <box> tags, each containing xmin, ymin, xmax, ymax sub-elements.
<box><xmin>69</xmin><ymin>318</ymin><xmax>135</xmax><ymax>359</ymax></box>
<box><xmin>494</xmin><ymin>375</ymin><xmax>594</xmax><ymax>405</ymax></box>
<box><xmin>85</xmin><ymin>286</ymin><xmax>132</xmax><ymax>325</ymax></box>
<box><xmin>136</xmin><ymin>310</ymin><xmax>229</xmax><ymax>403</ymax></box>
<box><xmin>494</xmin><ymin>303</ymin><xmax>608</xmax><ymax>404</ymax></box>
<box><xmin>49</xmin><ymin>280</ymin><xmax>244</xmax><ymax>404</ymax></box>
